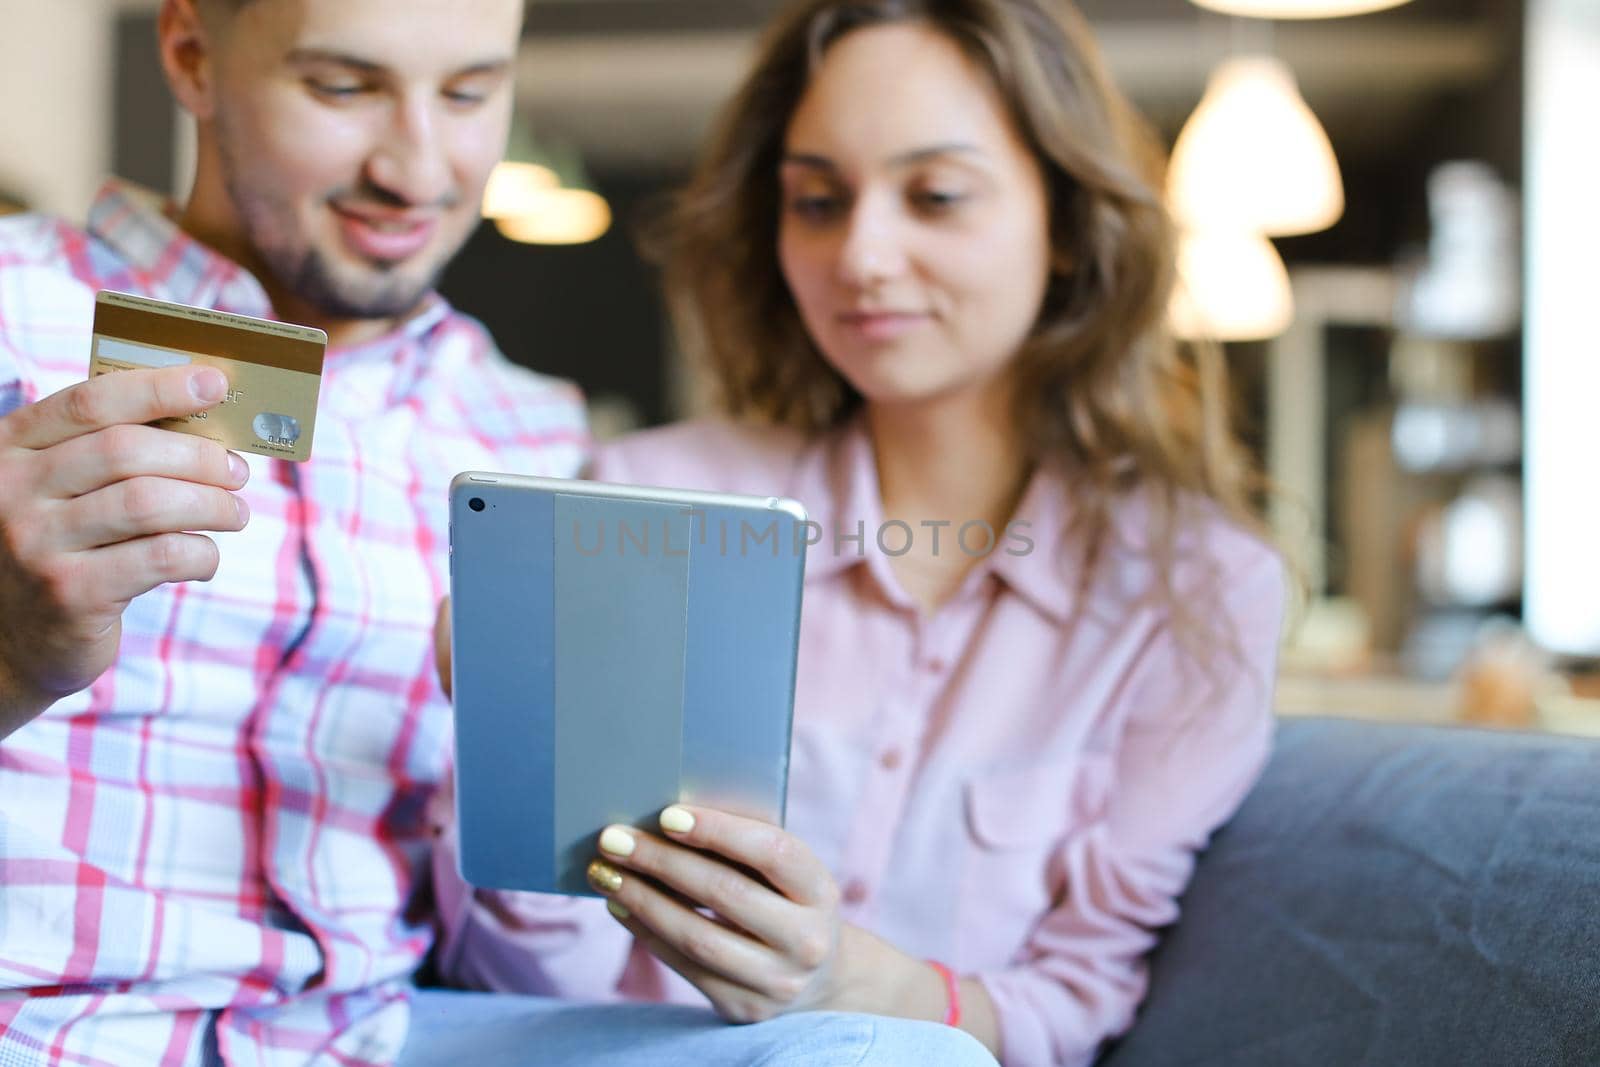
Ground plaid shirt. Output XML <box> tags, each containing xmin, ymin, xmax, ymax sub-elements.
<box><xmin>0</xmin><ymin>181</ymin><xmax>587</xmax><ymax>1066</ymax></box>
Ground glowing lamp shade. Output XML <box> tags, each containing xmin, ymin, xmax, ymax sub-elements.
<box><xmin>1168</xmin><ymin>56</ymin><xmax>1344</xmax><ymax>237</ymax></box>
<box><xmin>1170</xmin><ymin>229</ymin><xmax>1295</xmax><ymax>341</ymax></box>
<box><xmin>494</xmin><ymin>188</ymin><xmax>613</xmax><ymax>246</ymax></box>
<box><xmin>1188</xmin><ymin>0</ymin><xmax>1415</xmax><ymax>17</ymax></box>
<box><xmin>482</xmin><ymin>160</ymin><xmax>612</xmax><ymax>246</ymax></box>
<box><xmin>481</xmin><ymin>161</ymin><xmax>559</xmax><ymax>219</ymax></box>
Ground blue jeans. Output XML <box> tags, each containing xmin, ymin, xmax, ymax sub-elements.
<box><xmin>398</xmin><ymin>990</ymin><xmax>999</xmax><ymax>1067</ymax></box>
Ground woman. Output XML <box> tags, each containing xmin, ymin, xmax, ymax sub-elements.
<box><xmin>432</xmin><ymin>2</ymin><xmax>1286</xmax><ymax>1064</ymax></box>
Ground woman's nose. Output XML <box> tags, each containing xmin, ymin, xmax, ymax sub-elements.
<box><xmin>835</xmin><ymin>198</ymin><xmax>907</xmax><ymax>289</ymax></box>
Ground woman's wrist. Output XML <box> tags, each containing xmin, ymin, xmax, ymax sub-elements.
<box><xmin>828</xmin><ymin>927</ymin><xmax>1003</xmax><ymax>1057</ymax></box>
<box><xmin>830</xmin><ymin>925</ymin><xmax>953</xmax><ymax>1022</ymax></box>
<box><xmin>928</xmin><ymin>959</ymin><xmax>962</xmax><ymax>1026</ymax></box>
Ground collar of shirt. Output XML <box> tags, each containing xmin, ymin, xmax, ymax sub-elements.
<box><xmin>85</xmin><ymin>178</ymin><xmax>453</xmax><ymax>416</ymax></box>
<box><xmin>88</xmin><ymin>178</ymin><xmax>273</xmax><ymax>319</ymax></box>
<box><xmin>788</xmin><ymin>416</ymin><xmax>1081</xmax><ymax>624</ymax></box>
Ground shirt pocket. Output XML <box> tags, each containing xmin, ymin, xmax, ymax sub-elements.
<box><xmin>956</xmin><ymin>754</ymin><xmax>1115</xmax><ymax>963</ymax></box>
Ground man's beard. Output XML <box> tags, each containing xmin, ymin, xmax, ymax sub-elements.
<box><xmin>276</xmin><ymin>245</ymin><xmax>439</xmax><ymax>321</ymax></box>
<box><xmin>216</xmin><ymin>123</ymin><xmax>458</xmax><ymax>321</ymax></box>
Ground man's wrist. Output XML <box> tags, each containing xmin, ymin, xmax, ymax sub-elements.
<box><xmin>0</xmin><ymin>661</ymin><xmax>54</xmax><ymax>740</ymax></box>
<box><xmin>0</xmin><ymin>691</ymin><xmax>52</xmax><ymax>741</ymax></box>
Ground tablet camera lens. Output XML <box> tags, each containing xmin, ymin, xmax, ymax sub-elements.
<box><xmin>469</xmin><ymin>497</ymin><xmax>486</xmax><ymax>512</ymax></box>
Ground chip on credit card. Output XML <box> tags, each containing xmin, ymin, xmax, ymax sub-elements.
<box><xmin>88</xmin><ymin>290</ymin><xmax>327</xmax><ymax>462</ymax></box>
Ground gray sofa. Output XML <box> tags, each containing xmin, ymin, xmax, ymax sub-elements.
<box><xmin>1098</xmin><ymin>716</ymin><xmax>1600</xmax><ymax>1067</ymax></box>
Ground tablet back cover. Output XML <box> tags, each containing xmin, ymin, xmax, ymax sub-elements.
<box><xmin>450</xmin><ymin>479</ymin><xmax>804</xmax><ymax>895</ymax></box>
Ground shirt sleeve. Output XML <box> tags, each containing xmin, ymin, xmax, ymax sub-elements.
<box><xmin>0</xmin><ymin>330</ymin><xmax>32</xmax><ymax>420</ymax></box>
<box><xmin>975</xmin><ymin>544</ymin><xmax>1287</xmax><ymax>1067</ymax></box>
<box><xmin>427</xmin><ymin>772</ymin><xmax>637</xmax><ymax>999</ymax></box>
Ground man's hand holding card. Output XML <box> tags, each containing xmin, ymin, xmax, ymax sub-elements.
<box><xmin>0</xmin><ymin>292</ymin><xmax>325</xmax><ymax>737</ymax></box>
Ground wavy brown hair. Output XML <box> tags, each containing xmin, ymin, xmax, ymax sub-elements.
<box><xmin>652</xmin><ymin>0</ymin><xmax>1277</xmax><ymax>653</ymax></box>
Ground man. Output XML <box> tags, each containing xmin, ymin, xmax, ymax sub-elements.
<box><xmin>0</xmin><ymin>3</ymin><xmax>996</xmax><ymax>1066</ymax></box>
<box><xmin>0</xmin><ymin>0</ymin><xmax>581</xmax><ymax>1061</ymax></box>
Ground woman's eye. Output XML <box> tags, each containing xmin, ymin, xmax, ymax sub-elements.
<box><xmin>789</xmin><ymin>195</ymin><xmax>844</xmax><ymax>221</ymax></box>
<box><xmin>913</xmin><ymin>189</ymin><xmax>968</xmax><ymax>211</ymax></box>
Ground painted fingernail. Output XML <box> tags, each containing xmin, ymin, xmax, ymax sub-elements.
<box><xmin>598</xmin><ymin>826</ymin><xmax>636</xmax><ymax>858</ymax></box>
<box><xmin>606</xmin><ymin>900</ymin><xmax>631</xmax><ymax>920</ymax></box>
<box><xmin>227</xmin><ymin>453</ymin><xmax>249</xmax><ymax>485</ymax></box>
<box><xmin>587</xmin><ymin>859</ymin><xmax>623</xmax><ymax>894</ymax></box>
<box><xmin>234</xmin><ymin>495</ymin><xmax>251</xmax><ymax>526</ymax></box>
<box><xmin>191</xmin><ymin>368</ymin><xmax>228</xmax><ymax>403</ymax></box>
<box><xmin>660</xmin><ymin>806</ymin><xmax>695</xmax><ymax>834</ymax></box>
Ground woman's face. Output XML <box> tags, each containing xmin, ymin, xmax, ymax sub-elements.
<box><xmin>778</xmin><ymin>22</ymin><xmax>1054</xmax><ymax>411</ymax></box>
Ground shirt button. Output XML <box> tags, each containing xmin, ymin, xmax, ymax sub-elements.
<box><xmin>879</xmin><ymin>748</ymin><xmax>903</xmax><ymax>771</ymax></box>
<box><xmin>841</xmin><ymin>879</ymin><xmax>869</xmax><ymax>906</ymax></box>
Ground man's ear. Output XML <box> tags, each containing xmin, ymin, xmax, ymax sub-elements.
<box><xmin>158</xmin><ymin>0</ymin><xmax>219</xmax><ymax>121</ymax></box>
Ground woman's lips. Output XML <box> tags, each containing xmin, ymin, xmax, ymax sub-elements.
<box><xmin>836</xmin><ymin>310</ymin><xmax>931</xmax><ymax>343</ymax></box>
<box><xmin>334</xmin><ymin>206</ymin><xmax>438</xmax><ymax>263</ymax></box>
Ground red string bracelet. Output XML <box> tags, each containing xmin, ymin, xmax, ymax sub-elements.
<box><xmin>928</xmin><ymin>959</ymin><xmax>962</xmax><ymax>1027</ymax></box>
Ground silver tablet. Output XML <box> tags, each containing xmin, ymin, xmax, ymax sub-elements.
<box><xmin>448</xmin><ymin>471</ymin><xmax>808</xmax><ymax>896</ymax></box>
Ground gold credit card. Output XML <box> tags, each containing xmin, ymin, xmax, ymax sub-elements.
<box><xmin>88</xmin><ymin>290</ymin><xmax>327</xmax><ymax>462</ymax></box>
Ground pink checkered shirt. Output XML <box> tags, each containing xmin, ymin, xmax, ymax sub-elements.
<box><xmin>0</xmin><ymin>180</ymin><xmax>588</xmax><ymax>1066</ymax></box>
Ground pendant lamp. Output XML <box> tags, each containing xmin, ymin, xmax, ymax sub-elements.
<box><xmin>1188</xmin><ymin>0</ymin><xmax>1414</xmax><ymax>17</ymax></box>
<box><xmin>1168</xmin><ymin>55</ymin><xmax>1343</xmax><ymax>236</ymax></box>
<box><xmin>1170</xmin><ymin>229</ymin><xmax>1295</xmax><ymax>341</ymax></box>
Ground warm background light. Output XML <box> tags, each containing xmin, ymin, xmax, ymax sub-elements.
<box><xmin>1188</xmin><ymin>0</ymin><xmax>1415</xmax><ymax>17</ymax></box>
<box><xmin>1170</xmin><ymin>229</ymin><xmax>1295</xmax><ymax>341</ymax></box>
<box><xmin>481</xmin><ymin>161</ymin><xmax>559</xmax><ymax>219</ymax></box>
<box><xmin>1168</xmin><ymin>56</ymin><xmax>1344</xmax><ymax>237</ymax></box>
<box><xmin>493</xmin><ymin>188</ymin><xmax>613</xmax><ymax>246</ymax></box>
<box><xmin>483</xmin><ymin>154</ymin><xmax>612</xmax><ymax>246</ymax></box>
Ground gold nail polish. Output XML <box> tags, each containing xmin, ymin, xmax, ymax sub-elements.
<box><xmin>598</xmin><ymin>825</ymin><xmax>636</xmax><ymax>858</ymax></box>
<box><xmin>607</xmin><ymin>900</ymin><xmax>631</xmax><ymax>920</ymax></box>
<box><xmin>659</xmin><ymin>806</ymin><xmax>695</xmax><ymax>834</ymax></box>
<box><xmin>587</xmin><ymin>859</ymin><xmax>624</xmax><ymax>894</ymax></box>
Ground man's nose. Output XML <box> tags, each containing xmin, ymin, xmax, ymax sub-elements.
<box><xmin>367</xmin><ymin>96</ymin><xmax>455</xmax><ymax>207</ymax></box>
